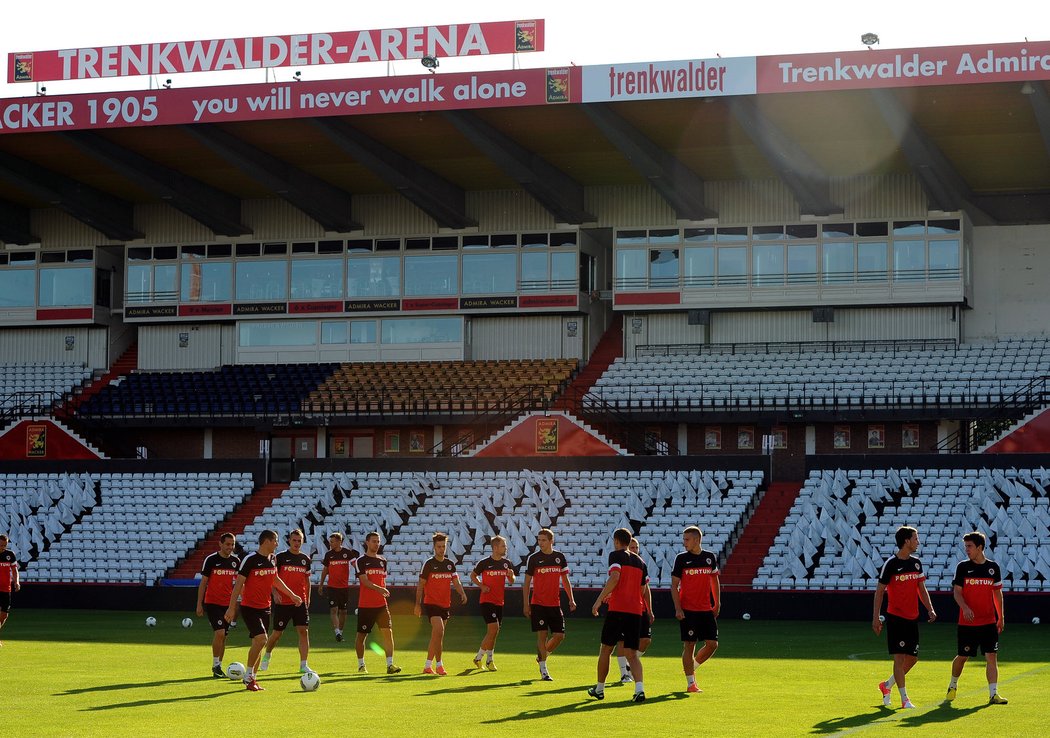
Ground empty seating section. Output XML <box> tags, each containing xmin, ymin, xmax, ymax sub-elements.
<box><xmin>1</xmin><ymin>363</ymin><xmax>93</xmax><ymax>409</ymax></box>
<box><xmin>592</xmin><ymin>338</ymin><xmax>1050</xmax><ymax>408</ymax></box>
<box><xmin>757</xmin><ymin>468</ymin><xmax>1050</xmax><ymax>592</ymax></box>
<box><xmin>22</xmin><ymin>472</ymin><xmax>253</xmax><ymax>584</ymax></box>
<box><xmin>1</xmin><ymin>473</ymin><xmax>96</xmax><ymax>565</ymax></box>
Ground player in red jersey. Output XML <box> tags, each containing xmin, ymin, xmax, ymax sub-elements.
<box><xmin>319</xmin><ymin>532</ymin><xmax>358</xmax><ymax>642</ymax></box>
<box><xmin>470</xmin><ymin>535</ymin><xmax>516</xmax><ymax>671</ymax></box>
<box><xmin>355</xmin><ymin>531</ymin><xmax>401</xmax><ymax>674</ymax></box>
<box><xmin>588</xmin><ymin>528</ymin><xmax>651</xmax><ymax>703</ymax></box>
<box><xmin>946</xmin><ymin>531</ymin><xmax>1008</xmax><ymax>705</ymax></box>
<box><xmin>616</xmin><ymin>537</ymin><xmax>654</xmax><ymax>683</ymax></box>
<box><xmin>523</xmin><ymin>528</ymin><xmax>576</xmax><ymax>681</ymax></box>
<box><xmin>195</xmin><ymin>532</ymin><xmax>240</xmax><ymax>677</ymax></box>
<box><xmin>260</xmin><ymin>529</ymin><xmax>313</xmax><ymax>675</ymax></box>
<box><xmin>0</xmin><ymin>534</ymin><xmax>21</xmax><ymax>647</ymax></box>
<box><xmin>224</xmin><ymin>530</ymin><xmax>303</xmax><ymax>691</ymax></box>
<box><xmin>872</xmin><ymin>526</ymin><xmax>937</xmax><ymax>709</ymax></box>
<box><xmin>414</xmin><ymin>532</ymin><xmax>467</xmax><ymax>675</ymax></box>
<box><xmin>670</xmin><ymin>525</ymin><xmax>720</xmax><ymax>693</ymax></box>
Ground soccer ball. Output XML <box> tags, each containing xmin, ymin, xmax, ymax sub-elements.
<box><xmin>227</xmin><ymin>662</ymin><xmax>246</xmax><ymax>680</ymax></box>
<box><xmin>181</xmin><ymin>617</ymin><xmax>194</xmax><ymax>628</ymax></box>
<box><xmin>1034</xmin><ymin>617</ymin><xmax>1041</xmax><ymax>625</ymax></box>
<box><xmin>742</xmin><ymin>613</ymin><xmax>751</xmax><ymax>621</ymax></box>
<box><xmin>145</xmin><ymin>616</ymin><xmax>157</xmax><ymax>627</ymax></box>
<box><xmin>300</xmin><ymin>671</ymin><xmax>321</xmax><ymax>691</ymax></box>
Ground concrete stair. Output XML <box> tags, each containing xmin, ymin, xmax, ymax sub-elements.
<box><xmin>552</xmin><ymin>315</ymin><xmax>622</xmax><ymax>411</ymax></box>
<box><xmin>720</xmin><ymin>481</ymin><xmax>802</xmax><ymax>587</ymax></box>
<box><xmin>59</xmin><ymin>343</ymin><xmax>138</xmax><ymax>417</ymax></box>
<box><xmin>977</xmin><ymin>406</ymin><xmax>1050</xmax><ymax>453</ymax></box>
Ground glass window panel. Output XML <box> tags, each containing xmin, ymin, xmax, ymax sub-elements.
<box><xmin>927</xmin><ymin>219</ymin><xmax>960</xmax><ymax>235</ymax></box>
<box><xmin>0</xmin><ymin>254</ymin><xmax>7</xmax><ymax>265</ymax></box>
<box><xmin>262</xmin><ymin>242</ymin><xmax>288</xmax><ymax>255</ymax></box>
<box><xmin>127</xmin><ymin>247</ymin><xmax>152</xmax><ymax>261</ymax></box>
<box><xmin>615</xmin><ymin>249</ymin><xmax>646</xmax><ymax>290</ymax></box>
<box><xmin>153</xmin><ymin>246</ymin><xmax>177</xmax><ymax>260</ymax></box>
<box><xmin>318</xmin><ymin>240</ymin><xmax>344</xmax><ymax>254</ymax></box>
<box><xmin>404</xmin><ymin>254</ymin><xmax>458</xmax><ymax>296</ymax></box>
<box><xmin>180</xmin><ymin>262</ymin><xmax>232</xmax><ymax>302</ymax></box>
<box><xmin>550</xmin><ymin>233</ymin><xmax>577</xmax><ymax>248</ymax></box>
<box><xmin>616</xmin><ymin>231</ymin><xmax>647</xmax><ymax>245</ymax></box>
<box><xmin>822</xmin><ymin>242</ymin><xmax>854</xmax><ymax>284</ymax></box>
<box><xmin>928</xmin><ymin>239</ymin><xmax>960</xmax><ymax>280</ymax></box>
<box><xmin>381</xmin><ymin>317</ymin><xmax>462</xmax><ymax>344</ymax></box>
<box><xmin>463</xmin><ymin>252</ymin><xmax>516</xmax><ymax>294</ymax></box>
<box><xmin>683</xmin><ymin>246</ymin><xmax>714</xmax><ymax>287</ymax></box>
<box><xmin>857</xmin><ymin>221</ymin><xmax>888</xmax><ymax>237</ymax></box>
<box><xmin>0</xmin><ymin>269</ymin><xmax>34</xmax><ymax>307</ymax></box>
<box><xmin>684</xmin><ymin>227</ymin><xmax>716</xmax><ymax>242</ymax></box>
<box><xmin>752</xmin><ymin>244</ymin><xmax>785</xmax><ymax>286</ymax></box>
<box><xmin>462</xmin><ymin>235</ymin><xmax>489</xmax><ymax>249</ymax></box>
<box><xmin>491</xmin><ymin>234</ymin><xmax>518</xmax><ymax>248</ymax></box>
<box><xmin>68</xmin><ymin>250</ymin><xmax>93</xmax><ymax>263</ymax></box>
<box><xmin>405</xmin><ymin>237</ymin><xmax>430</xmax><ymax>250</ymax></box>
<box><xmin>41</xmin><ymin>252</ymin><xmax>65</xmax><ymax>264</ymax></box>
<box><xmin>154</xmin><ymin>265</ymin><xmax>176</xmax><ymax>298</ymax></box>
<box><xmin>10</xmin><ymin>252</ymin><xmax>35</xmax><ymax>265</ymax></box>
<box><xmin>291</xmin><ymin>242</ymin><xmax>315</xmax><ymax>254</ymax></box>
<box><xmin>648</xmin><ymin>229</ymin><xmax>680</xmax><ymax>244</ymax></box>
<box><xmin>822</xmin><ymin>223</ymin><xmax>854</xmax><ymax>238</ymax></box>
<box><xmin>893</xmin><ymin>240</ymin><xmax>926</xmax><ymax>281</ymax></box>
<box><xmin>649</xmin><ymin>249</ymin><xmax>680</xmax><ymax>288</ymax></box>
<box><xmin>236</xmin><ymin>243</ymin><xmax>261</xmax><ymax>257</ymax></box>
<box><xmin>432</xmin><ymin>236</ymin><xmax>459</xmax><ymax>250</ymax></box>
<box><xmin>207</xmin><ymin>244</ymin><xmax>232</xmax><ymax>258</ymax></box>
<box><xmin>181</xmin><ymin>244</ymin><xmax>205</xmax><ymax>259</ymax></box>
<box><xmin>893</xmin><ymin>220</ymin><xmax>926</xmax><ymax>235</ymax></box>
<box><xmin>857</xmin><ymin>242</ymin><xmax>888</xmax><ymax>283</ymax></box>
<box><xmin>716</xmin><ymin>227</ymin><xmax>748</xmax><ymax>242</ymax></box>
<box><xmin>520</xmin><ymin>252</ymin><xmax>549</xmax><ymax>291</ymax></box>
<box><xmin>320</xmin><ymin>321</ymin><xmax>348</xmax><ymax>344</ymax></box>
<box><xmin>716</xmin><ymin>247</ymin><xmax>747</xmax><ymax>286</ymax></box>
<box><xmin>350</xmin><ymin>320</ymin><xmax>377</xmax><ymax>344</ymax></box>
<box><xmin>238</xmin><ymin>321</ymin><xmax>317</xmax><ymax>347</ymax></box>
<box><xmin>375</xmin><ymin>239</ymin><xmax>401</xmax><ymax>252</ymax></box>
<box><xmin>291</xmin><ymin>258</ymin><xmax>343</xmax><ymax>299</ymax></box>
<box><xmin>348</xmin><ymin>256</ymin><xmax>400</xmax><ymax>297</ymax></box>
<box><xmin>521</xmin><ymin>233</ymin><xmax>549</xmax><ymax>248</ymax></box>
<box><xmin>126</xmin><ymin>265</ymin><xmax>151</xmax><ymax>303</ymax></box>
<box><xmin>787</xmin><ymin>244</ymin><xmax>817</xmax><ymax>285</ymax></box>
<box><xmin>752</xmin><ymin>225</ymin><xmax>785</xmax><ymax>241</ymax></box>
<box><xmin>551</xmin><ymin>252</ymin><xmax>576</xmax><ymax>290</ymax></box>
<box><xmin>236</xmin><ymin>261</ymin><xmax>288</xmax><ymax>301</ymax></box>
<box><xmin>39</xmin><ymin>267</ymin><xmax>92</xmax><ymax>306</ymax></box>
<box><xmin>786</xmin><ymin>224</ymin><xmax>818</xmax><ymax>239</ymax></box>
<box><xmin>347</xmin><ymin>239</ymin><xmax>373</xmax><ymax>254</ymax></box>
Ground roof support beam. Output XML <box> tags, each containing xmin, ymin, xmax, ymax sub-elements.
<box><xmin>0</xmin><ymin>152</ymin><xmax>141</xmax><ymax>241</ymax></box>
<box><xmin>443</xmin><ymin>110</ymin><xmax>595</xmax><ymax>224</ymax></box>
<box><xmin>0</xmin><ymin>199</ymin><xmax>36</xmax><ymax>245</ymax></box>
<box><xmin>59</xmin><ymin>131</ymin><xmax>250</xmax><ymax>237</ymax></box>
<box><xmin>581</xmin><ymin>104</ymin><xmax>715</xmax><ymax>220</ymax></box>
<box><xmin>182</xmin><ymin>124</ymin><xmax>361</xmax><ymax>232</ymax></box>
<box><xmin>310</xmin><ymin>118</ymin><xmax>474</xmax><ymax>229</ymax></box>
<box><xmin>728</xmin><ymin>96</ymin><xmax>842</xmax><ymax>217</ymax></box>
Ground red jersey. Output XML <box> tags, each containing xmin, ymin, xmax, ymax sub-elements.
<box><xmin>322</xmin><ymin>547</ymin><xmax>358</xmax><ymax>589</ymax></box>
<box><xmin>239</xmin><ymin>552</ymin><xmax>279</xmax><ymax>610</ymax></box>
<box><xmin>606</xmin><ymin>549</ymin><xmax>649</xmax><ymax>615</ymax></box>
<box><xmin>953</xmin><ymin>559</ymin><xmax>1003</xmax><ymax>626</ymax></box>
<box><xmin>473</xmin><ymin>556</ymin><xmax>514</xmax><ymax>606</ymax></box>
<box><xmin>672</xmin><ymin>550</ymin><xmax>719</xmax><ymax>612</ymax></box>
<box><xmin>356</xmin><ymin>554</ymin><xmax>389</xmax><ymax>609</ymax></box>
<box><xmin>200</xmin><ymin>551</ymin><xmax>240</xmax><ymax>606</ymax></box>
<box><xmin>419</xmin><ymin>557</ymin><xmax>459</xmax><ymax>608</ymax></box>
<box><xmin>274</xmin><ymin>550</ymin><xmax>312</xmax><ymax>605</ymax></box>
<box><xmin>878</xmin><ymin>555</ymin><xmax>926</xmax><ymax>620</ymax></box>
<box><xmin>525</xmin><ymin>549</ymin><xmax>569</xmax><ymax>607</ymax></box>
<box><xmin>0</xmin><ymin>550</ymin><xmax>16</xmax><ymax>593</ymax></box>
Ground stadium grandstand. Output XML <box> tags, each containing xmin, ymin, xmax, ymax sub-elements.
<box><xmin>0</xmin><ymin>33</ymin><xmax>1048</xmax><ymax>625</ymax></box>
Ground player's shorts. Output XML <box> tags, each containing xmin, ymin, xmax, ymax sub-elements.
<box><xmin>885</xmin><ymin>614</ymin><xmax>920</xmax><ymax>656</ymax></box>
<box><xmin>638</xmin><ymin>612</ymin><xmax>653</xmax><ymax>641</ymax></box>
<box><xmin>327</xmin><ymin>587</ymin><xmax>350</xmax><ymax>611</ymax></box>
<box><xmin>480</xmin><ymin>602</ymin><xmax>504</xmax><ymax>624</ymax></box>
<box><xmin>358</xmin><ymin>606</ymin><xmax>392</xmax><ymax>633</ymax></box>
<box><xmin>680</xmin><ymin>610</ymin><xmax>718</xmax><ymax>643</ymax></box>
<box><xmin>601</xmin><ymin>611</ymin><xmax>643</xmax><ymax>650</ymax></box>
<box><xmin>957</xmin><ymin>623</ymin><xmax>998</xmax><ymax>656</ymax></box>
<box><xmin>530</xmin><ymin>604</ymin><xmax>565</xmax><ymax>634</ymax></box>
<box><xmin>205</xmin><ymin>603</ymin><xmax>231</xmax><ymax>633</ymax></box>
<box><xmin>240</xmin><ymin>606</ymin><xmax>271</xmax><ymax>638</ymax></box>
<box><xmin>423</xmin><ymin>604</ymin><xmax>450</xmax><ymax>621</ymax></box>
<box><xmin>273</xmin><ymin>603</ymin><xmax>310</xmax><ymax>631</ymax></box>
<box><xmin>0</xmin><ymin>591</ymin><xmax>11</xmax><ymax>613</ymax></box>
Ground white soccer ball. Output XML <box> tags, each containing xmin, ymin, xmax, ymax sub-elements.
<box><xmin>1034</xmin><ymin>617</ymin><xmax>1041</xmax><ymax>625</ymax></box>
<box><xmin>145</xmin><ymin>616</ymin><xmax>157</xmax><ymax>627</ymax></box>
<box><xmin>742</xmin><ymin>613</ymin><xmax>751</xmax><ymax>621</ymax></box>
<box><xmin>181</xmin><ymin>617</ymin><xmax>194</xmax><ymax>628</ymax></box>
<box><xmin>227</xmin><ymin>662</ymin><xmax>246</xmax><ymax>680</ymax></box>
<box><xmin>300</xmin><ymin>671</ymin><xmax>321</xmax><ymax>691</ymax></box>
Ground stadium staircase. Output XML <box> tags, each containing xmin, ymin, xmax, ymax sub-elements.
<box><xmin>166</xmin><ymin>482</ymin><xmax>289</xmax><ymax>579</ymax></box>
<box><xmin>551</xmin><ymin>316</ymin><xmax>623</xmax><ymax>411</ymax></box>
<box><xmin>719</xmin><ymin>481</ymin><xmax>803</xmax><ymax>587</ymax></box>
<box><xmin>58</xmin><ymin>344</ymin><xmax>138</xmax><ymax>418</ymax></box>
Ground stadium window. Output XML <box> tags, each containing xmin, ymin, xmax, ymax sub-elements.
<box><xmin>67</xmin><ymin>249</ymin><xmax>93</xmax><ymax>263</ymax></box>
<box><xmin>350</xmin><ymin>320</ymin><xmax>377</xmax><ymax>344</ymax></box>
<box><xmin>550</xmin><ymin>251</ymin><xmax>577</xmax><ymax>290</ymax></box>
<box><xmin>348</xmin><ymin>256</ymin><xmax>400</xmax><ymax>297</ymax></box>
<box><xmin>9</xmin><ymin>251</ymin><xmax>35</xmax><ymax>265</ymax></box>
<box><xmin>716</xmin><ymin>247</ymin><xmax>747</xmax><ymax>286</ymax></box>
<box><xmin>291</xmin><ymin>258</ymin><xmax>344</xmax><ymax>299</ymax></box>
<box><xmin>856</xmin><ymin>242</ymin><xmax>888</xmax><ymax>283</ymax></box>
<box><xmin>181</xmin><ymin>244</ymin><xmax>206</xmax><ymax>259</ymax></box>
<box><xmin>0</xmin><ymin>267</ymin><xmax>35</xmax><ymax>307</ymax></box>
<box><xmin>615</xmin><ymin>249</ymin><xmax>646</xmax><ymax>290</ymax></box>
<box><xmin>520</xmin><ymin>251</ymin><xmax>549</xmax><ymax>291</ymax></box>
<box><xmin>462</xmin><ymin>235</ymin><xmax>490</xmax><ymax>249</ymax></box>
<box><xmin>347</xmin><ymin>239</ymin><xmax>374</xmax><ymax>254</ymax></box>
<box><xmin>154</xmin><ymin>265</ymin><xmax>176</xmax><ymax>299</ymax></box>
<box><xmin>236</xmin><ymin>242</ymin><xmax>262</xmax><ymax>257</ymax></box>
<box><xmin>320</xmin><ymin>321</ymin><xmax>348</xmax><ymax>344</ymax></box>
<box><xmin>786</xmin><ymin>244</ymin><xmax>817</xmax><ymax>285</ymax></box>
<box><xmin>292</xmin><ymin>241</ymin><xmax>316</xmax><ymax>254</ymax></box>
<box><xmin>235</xmin><ymin>261</ymin><xmax>288</xmax><ymax>301</ymax></box>
<box><xmin>683</xmin><ymin>227</ymin><xmax>715</xmax><ymax>242</ymax></box>
<box><xmin>406</xmin><ymin>237</ymin><xmax>431</xmax><ymax>250</ymax></box>
<box><xmin>752</xmin><ymin>244</ymin><xmax>785</xmax><ymax>286</ymax></box>
<box><xmin>752</xmin><ymin>225</ymin><xmax>785</xmax><ymax>241</ymax></box>
<box><xmin>928</xmin><ymin>239</ymin><xmax>960</xmax><ymax>280</ymax></box>
<box><xmin>683</xmin><ymin>246</ymin><xmax>715</xmax><ymax>287</ymax></box>
<box><xmin>491</xmin><ymin>233</ymin><xmax>518</xmax><ymax>248</ymax></box>
<box><xmin>207</xmin><ymin>244</ymin><xmax>232</xmax><ymax>258</ymax></box>
<box><xmin>39</xmin><ymin>267</ymin><xmax>93</xmax><ymax>306</ymax></box>
<box><xmin>716</xmin><ymin>227</ymin><xmax>748</xmax><ymax>242</ymax></box>
<box><xmin>616</xmin><ymin>230</ymin><xmax>647</xmax><ymax>245</ymax></box>
<box><xmin>41</xmin><ymin>251</ymin><xmax>66</xmax><ymax>264</ymax></box>
<box><xmin>238</xmin><ymin>320</ymin><xmax>317</xmax><ymax>347</ymax></box>
<box><xmin>380</xmin><ymin>317</ymin><xmax>463</xmax><ymax>344</ymax></box>
<box><xmin>180</xmin><ymin>261</ymin><xmax>232</xmax><ymax>302</ymax></box>
<box><xmin>822</xmin><ymin>223</ymin><xmax>854</xmax><ymax>239</ymax></box>
<box><xmin>126</xmin><ymin>265</ymin><xmax>151</xmax><ymax>303</ymax></box>
<box><xmin>432</xmin><ymin>236</ymin><xmax>459</xmax><ymax>250</ymax></box>
<box><xmin>856</xmin><ymin>221</ymin><xmax>889</xmax><ymax>238</ymax></box>
<box><xmin>892</xmin><ymin>240</ymin><xmax>926</xmax><ymax>282</ymax></box>
<box><xmin>822</xmin><ymin>242</ymin><xmax>854</xmax><ymax>284</ymax></box>
<box><xmin>404</xmin><ymin>254</ymin><xmax>458</xmax><ymax>296</ymax></box>
<box><xmin>462</xmin><ymin>252</ymin><xmax>516</xmax><ymax>294</ymax></box>
<box><xmin>786</xmin><ymin>224</ymin><xmax>818</xmax><ymax>239</ymax></box>
<box><xmin>521</xmin><ymin>233</ymin><xmax>550</xmax><ymax>248</ymax></box>
<box><xmin>318</xmin><ymin>239</ymin><xmax>344</xmax><ymax>254</ymax></box>
<box><xmin>153</xmin><ymin>246</ymin><xmax>177</xmax><ymax>260</ymax></box>
<box><xmin>262</xmin><ymin>242</ymin><xmax>288</xmax><ymax>256</ymax></box>
<box><xmin>648</xmin><ymin>228</ymin><xmax>680</xmax><ymax>244</ymax></box>
<box><xmin>127</xmin><ymin>247</ymin><xmax>152</xmax><ymax>261</ymax></box>
<box><xmin>0</xmin><ymin>254</ymin><xmax>8</xmax><ymax>265</ymax></box>
<box><xmin>892</xmin><ymin>220</ymin><xmax>926</xmax><ymax>236</ymax></box>
<box><xmin>927</xmin><ymin>219</ymin><xmax>960</xmax><ymax>235</ymax></box>
<box><xmin>550</xmin><ymin>232</ymin><xmax>578</xmax><ymax>248</ymax></box>
<box><xmin>649</xmin><ymin>249</ymin><xmax>680</xmax><ymax>288</ymax></box>
<box><xmin>375</xmin><ymin>239</ymin><xmax>401</xmax><ymax>252</ymax></box>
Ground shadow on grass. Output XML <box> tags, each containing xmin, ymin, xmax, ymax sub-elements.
<box><xmin>55</xmin><ymin>676</ymin><xmax>215</xmax><ymax>696</ymax></box>
<box><xmin>811</xmin><ymin>707</ymin><xmax>894</xmax><ymax>734</ymax></box>
<box><xmin>898</xmin><ymin>702</ymin><xmax>988</xmax><ymax>727</ymax></box>
<box><xmin>482</xmin><ymin>692</ymin><xmax>688</xmax><ymax>723</ymax></box>
<box><xmin>423</xmin><ymin>679</ymin><xmax>536</xmax><ymax>696</ymax></box>
<box><xmin>83</xmin><ymin>689</ymin><xmax>242</xmax><ymax>711</ymax></box>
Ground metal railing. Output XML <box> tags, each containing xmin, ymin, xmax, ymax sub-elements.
<box><xmin>429</xmin><ymin>385</ymin><xmax>556</xmax><ymax>456</ymax></box>
<box><xmin>557</xmin><ymin>386</ymin><xmax>681</xmax><ymax>456</ymax></box>
<box><xmin>636</xmin><ymin>337</ymin><xmax>958</xmax><ymax>358</ymax></box>
<box><xmin>0</xmin><ymin>390</ymin><xmax>64</xmax><ymax>423</ymax></box>
<box><xmin>936</xmin><ymin>376</ymin><xmax>1050</xmax><ymax>453</ymax></box>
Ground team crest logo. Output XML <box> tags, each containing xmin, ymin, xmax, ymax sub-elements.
<box><xmin>989</xmin><ymin>568</ymin><xmax>995</xmax><ymax>575</ymax></box>
<box><xmin>688</xmin><ymin>630</ymin><xmax>695</xmax><ymax>637</ymax></box>
<box><xmin>899</xmin><ymin>641</ymin><xmax>905</xmax><ymax>647</ymax></box>
<box><xmin>536</xmin><ymin>418</ymin><xmax>559</xmax><ymax>453</ymax></box>
<box><xmin>515</xmin><ymin>21</ymin><xmax>538</xmax><ymax>52</ymax></box>
<box><xmin>539</xmin><ymin>619</ymin><xmax>546</xmax><ymax>626</ymax></box>
<box><xmin>545</xmin><ymin>68</ymin><xmax>570</xmax><ymax>104</ymax></box>
<box><xmin>964</xmin><ymin>646</ymin><xmax>971</xmax><ymax>652</ymax></box>
<box><xmin>13</xmin><ymin>53</ymin><xmax>33</xmax><ymax>82</ymax></box>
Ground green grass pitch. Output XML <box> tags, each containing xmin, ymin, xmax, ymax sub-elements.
<box><xmin>4</xmin><ymin>610</ymin><xmax>1046</xmax><ymax>737</ymax></box>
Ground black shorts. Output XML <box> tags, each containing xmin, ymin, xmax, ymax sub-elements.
<box><xmin>273</xmin><ymin>603</ymin><xmax>310</xmax><ymax>631</ymax></box>
<box><xmin>601</xmin><ymin>611</ymin><xmax>643</xmax><ymax>650</ymax></box>
<box><xmin>240</xmin><ymin>606</ymin><xmax>271</xmax><ymax>638</ymax></box>
<box><xmin>358</xmin><ymin>606</ymin><xmax>392</xmax><ymax>633</ymax></box>
<box><xmin>957</xmin><ymin>624</ymin><xmax>999</xmax><ymax>656</ymax></box>
<box><xmin>680</xmin><ymin>610</ymin><xmax>718</xmax><ymax>643</ymax></box>
<box><xmin>205</xmin><ymin>603</ymin><xmax>231</xmax><ymax>633</ymax></box>
<box><xmin>638</xmin><ymin>612</ymin><xmax>652</xmax><ymax>641</ymax></box>
<box><xmin>0</xmin><ymin>591</ymin><xmax>11</xmax><ymax>613</ymax></box>
<box><xmin>886</xmin><ymin>614</ymin><xmax>920</xmax><ymax>656</ymax></box>
<box><xmin>423</xmin><ymin>604</ymin><xmax>450</xmax><ymax>621</ymax></box>
<box><xmin>327</xmin><ymin>587</ymin><xmax>350</xmax><ymax>611</ymax></box>
<box><xmin>480</xmin><ymin>603</ymin><xmax>504</xmax><ymax>625</ymax></box>
<box><xmin>530</xmin><ymin>604</ymin><xmax>565</xmax><ymax>634</ymax></box>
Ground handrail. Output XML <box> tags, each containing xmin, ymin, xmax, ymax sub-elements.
<box><xmin>936</xmin><ymin>375</ymin><xmax>1050</xmax><ymax>453</ymax></box>
<box><xmin>635</xmin><ymin>337</ymin><xmax>958</xmax><ymax>358</ymax></box>
<box><xmin>558</xmin><ymin>385</ymin><xmax>681</xmax><ymax>456</ymax></box>
<box><xmin>0</xmin><ymin>390</ymin><xmax>64</xmax><ymax>423</ymax></box>
<box><xmin>428</xmin><ymin>384</ymin><xmax>551</xmax><ymax>457</ymax></box>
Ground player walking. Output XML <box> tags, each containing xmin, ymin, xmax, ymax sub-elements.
<box><xmin>195</xmin><ymin>532</ymin><xmax>240</xmax><ymax>676</ymax></box>
<box><xmin>616</xmin><ymin>537</ymin><xmax>653</xmax><ymax>683</ymax></box>
<box><xmin>0</xmin><ymin>534</ymin><xmax>20</xmax><ymax>646</ymax></box>
<box><xmin>873</xmin><ymin>526</ymin><xmax>937</xmax><ymax>709</ymax></box>
<box><xmin>587</xmin><ymin>528</ymin><xmax>651</xmax><ymax>703</ymax></box>
<box><xmin>470</xmin><ymin>535</ymin><xmax>516</xmax><ymax>671</ymax></box>
<box><xmin>946</xmin><ymin>531</ymin><xmax>1008</xmax><ymax>705</ymax></box>
<box><xmin>414</xmin><ymin>532</ymin><xmax>467</xmax><ymax>675</ymax></box>
<box><xmin>260</xmin><ymin>529</ymin><xmax>313</xmax><ymax>675</ymax></box>
<box><xmin>319</xmin><ymin>532</ymin><xmax>358</xmax><ymax>642</ymax></box>
<box><xmin>522</xmin><ymin>528</ymin><xmax>576</xmax><ymax>681</ymax></box>
<box><xmin>670</xmin><ymin>526</ymin><xmax>720</xmax><ymax>693</ymax></box>
<box><xmin>355</xmin><ymin>531</ymin><xmax>401</xmax><ymax>674</ymax></box>
<box><xmin>224</xmin><ymin>530</ymin><xmax>303</xmax><ymax>691</ymax></box>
